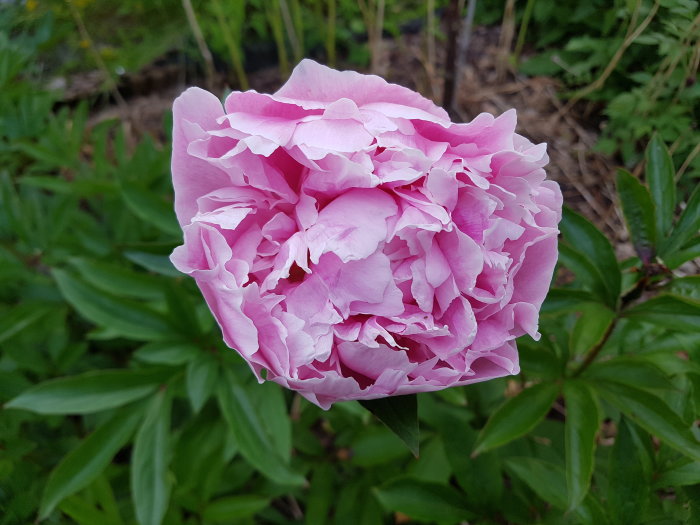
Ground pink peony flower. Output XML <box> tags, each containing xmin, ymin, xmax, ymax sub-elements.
<box><xmin>170</xmin><ymin>59</ymin><xmax>562</xmax><ymax>409</ymax></box>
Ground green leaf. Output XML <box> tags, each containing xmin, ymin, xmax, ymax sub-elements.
<box><xmin>616</xmin><ymin>169</ymin><xmax>657</xmax><ymax>263</ymax></box>
<box><xmin>622</xmin><ymin>293</ymin><xmax>700</xmax><ymax>332</ymax></box>
<box><xmin>120</xmin><ymin>183</ymin><xmax>180</xmax><ymax>237</ymax></box>
<box><xmin>68</xmin><ymin>258</ymin><xmax>167</xmax><ymax>301</ymax></box>
<box><xmin>646</xmin><ymin>134</ymin><xmax>676</xmax><ymax>238</ymax></box>
<box><xmin>256</xmin><ymin>381</ymin><xmax>292</xmax><ymax>463</ymax></box>
<box><xmin>583</xmin><ymin>356</ymin><xmax>675</xmax><ymax>391</ymax></box>
<box><xmin>504</xmin><ymin>457</ymin><xmax>567</xmax><ymax>509</ymax></box>
<box><xmin>131</xmin><ymin>390</ymin><xmax>172</xmax><ymax>525</ymax></box>
<box><xmin>654</xmin><ymin>460</ymin><xmax>700</xmax><ymax>489</ymax></box>
<box><xmin>558</xmin><ymin>244</ymin><xmax>609</xmax><ymax>303</ymax></box>
<box><xmin>664</xmin><ymin>236</ymin><xmax>700</xmax><ymax>269</ymax></box>
<box><xmin>123</xmin><ymin>251</ymin><xmax>181</xmax><ymax>277</ymax></box>
<box><xmin>570</xmin><ymin>304</ymin><xmax>615</xmax><ymax>356</ymax></box>
<box><xmin>216</xmin><ymin>369</ymin><xmax>304</xmax><ymax>486</ymax></box>
<box><xmin>560</xmin><ymin>207</ymin><xmax>621</xmax><ymax>308</ymax></box>
<box><xmin>563</xmin><ymin>380</ymin><xmax>600</xmax><ymax>509</ymax></box>
<box><xmin>360</xmin><ymin>394</ymin><xmax>419</xmax><ymax>457</ymax></box>
<box><xmin>661</xmin><ymin>184</ymin><xmax>700</xmax><ymax>257</ymax></box>
<box><xmin>607</xmin><ymin>418</ymin><xmax>650</xmax><ymax>525</ymax></box>
<box><xmin>667</xmin><ymin>276</ymin><xmax>700</xmax><ymax>301</ymax></box>
<box><xmin>373</xmin><ymin>477</ymin><xmax>474</xmax><ymax>522</ymax></box>
<box><xmin>306</xmin><ymin>465</ymin><xmax>335</xmax><ymax>525</ymax></box>
<box><xmin>133</xmin><ymin>341</ymin><xmax>199</xmax><ymax>366</ymax></box>
<box><xmin>186</xmin><ymin>353</ymin><xmax>219</xmax><ymax>413</ymax></box>
<box><xmin>596</xmin><ymin>381</ymin><xmax>700</xmax><ymax>462</ymax></box>
<box><xmin>53</xmin><ymin>269</ymin><xmax>172</xmax><ymax>341</ymax></box>
<box><xmin>5</xmin><ymin>368</ymin><xmax>169</xmax><ymax>415</ymax></box>
<box><xmin>473</xmin><ymin>382</ymin><xmax>559</xmax><ymax>456</ymax></box>
<box><xmin>39</xmin><ymin>405</ymin><xmax>144</xmax><ymax>518</ymax></box>
<box><xmin>0</xmin><ymin>302</ymin><xmax>53</xmax><ymax>345</ymax></box>
<box><xmin>202</xmin><ymin>495</ymin><xmax>269</xmax><ymax>522</ymax></box>
<box><xmin>540</xmin><ymin>288</ymin><xmax>600</xmax><ymax>315</ymax></box>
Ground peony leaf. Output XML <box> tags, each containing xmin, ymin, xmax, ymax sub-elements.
<box><xmin>5</xmin><ymin>368</ymin><xmax>170</xmax><ymax>415</ymax></box>
<box><xmin>560</xmin><ymin>207</ymin><xmax>621</xmax><ymax>308</ymax></box>
<box><xmin>39</xmin><ymin>404</ymin><xmax>144</xmax><ymax>518</ymax></box>
<box><xmin>373</xmin><ymin>477</ymin><xmax>474</xmax><ymax>522</ymax></box>
<box><xmin>202</xmin><ymin>495</ymin><xmax>270</xmax><ymax>522</ymax></box>
<box><xmin>597</xmin><ymin>381</ymin><xmax>700</xmax><ymax>462</ymax></box>
<box><xmin>563</xmin><ymin>380</ymin><xmax>600</xmax><ymax>509</ymax></box>
<box><xmin>216</xmin><ymin>369</ymin><xmax>305</xmax><ymax>486</ymax></box>
<box><xmin>607</xmin><ymin>418</ymin><xmax>651</xmax><ymax>524</ymax></box>
<box><xmin>661</xmin><ymin>184</ymin><xmax>700</xmax><ymax>258</ymax></box>
<box><xmin>131</xmin><ymin>390</ymin><xmax>172</xmax><ymax>525</ymax></box>
<box><xmin>360</xmin><ymin>394</ymin><xmax>419</xmax><ymax>457</ymax></box>
<box><xmin>472</xmin><ymin>382</ymin><xmax>559</xmax><ymax>456</ymax></box>
<box><xmin>569</xmin><ymin>304</ymin><xmax>615</xmax><ymax>356</ymax></box>
<box><xmin>645</xmin><ymin>134</ymin><xmax>676</xmax><ymax>238</ymax></box>
<box><xmin>186</xmin><ymin>352</ymin><xmax>219</xmax><ymax>413</ymax></box>
<box><xmin>622</xmin><ymin>293</ymin><xmax>700</xmax><ymax>332</ymax></box>
<box><xmin>52</xmin><ymin>268</ymin><xmax>172</xmax><ymax>341</ymax></box>
<box><xmin>616</xmin><ymin>169</ymin><xmax>657</xmax><ymax>263</ymax></box>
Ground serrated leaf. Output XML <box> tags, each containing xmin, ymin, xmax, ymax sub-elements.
<box><xmin>473</xmin><ymin>382</ymin><xmax>559</xmax><ymax>456</ymax></box>
<box><xmin>622</xmin><ymin>293</ymin><xmax>700</xmax><ymax>332</ymax></box>
<box><xmin>597</xmin><ymin>381</ymin><xmax>700</xmax><ymax>462</ymax></box>
<box><xmin>646</xmin><ymin>135</ymin><xmax>676</xmax><ymax>238</ymax></box>
<box><xmin>661</xmin><ymin>184</ymin><xmax>700</xmax><ymax>257</ymax></box>
<box><xmin>563</xmin><ymin>381</ymin><xmax>600</xmax><ymax>509</ymax></box>
<box><xmin>53</xmin><ymin>268</ymin><xmax>172</xmax><ymax>341</ymax></box>
<box><xmin>560</xmin><ymin>207</ymin><xmax>621</xmax><ymax>308</ymax></box>
<box><xmin>39</xmin><ymin>405</ymin><xmax>144</xmax><ymax>518</ymax></box>
<box><xmin>607</xmin><ymin>418</ymin><xmax>650</xmax><ymax>525</ymax></box>
<box><xmin>5</xmin><ymin>368</ymin><xmax>169</xmax><ymax>415</ymax></box>
<box><xmin>570</xmin><ymin>304</ymin><xmax>615</xmax><ymax>356</ymax></box>
<box><xmin>186</xmin><ymin>353</ymin><xmax>219</xmax><ymax>413</ymax></box>
<box><xmin>360</xmin><ymin>394</ymin><xmax>419</xmax><ymax>456</ymax></box>
<box><xmin>373</xmin><ymin>477</ymin><xmax>474</xmax><ymax>522</ymax></box>
<box><xmin>216</xmin><ymin>369</ymin><xmax>304</xmax><ymax>486</ymax></box>
<box><xmin>616</xmin><ymin>169</ymin><xmax>657</xmax><ymax>263</ymax></box>
<box><xmin>131</xmin><ymin>390</ymin><xmax>172</xmax><ymax>525</ymax></box>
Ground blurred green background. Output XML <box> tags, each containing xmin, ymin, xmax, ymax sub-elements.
<box><xmin>1</xmin><ymin>1</ymin><xmax>700</xmax><ymax>524</ymax></box>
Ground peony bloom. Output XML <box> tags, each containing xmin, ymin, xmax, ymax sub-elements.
<box><xmin>170</xmin><ymin>59</ymin><xmax>562</xmax><ymax>409</ymax></box>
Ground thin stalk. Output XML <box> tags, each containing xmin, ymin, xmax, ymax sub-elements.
<box><xmin>570</xmin><ymin>317</ymin><xmax>618</xmax><ymax>378</ymax></box>
<box><xmin>211</xmin><ymin>0</ymin><xmax>249</xmax><ymax>90</ymax></box>
<box><xmin>427</xmin><ymin>0</ymin><xmax>436</xmax><ymax>75</ymax></box>
<box><xmin>181</xmin><ymin>0</ymin><xmax>216</xmax><ymax>92</ymax></box>
<box><xmin>279</xmin><ymin>0</ymin><xmax>303</xmax><ymax>62</ymax></box>
<box><xmin>326</xmin><ymin>0</ymin><xmax>336</xmax><ymax>67</ymax></box>
<box><xmin>266</xmin><ymin>1</ymin><xmax>290</xmax><ymax>77</ymax></box>
<box><xmin>513</xmin><ymin>0</ymin><xmax>536</xmax><ymax>63</ymax></box>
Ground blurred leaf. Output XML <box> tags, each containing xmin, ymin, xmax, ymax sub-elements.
<box><xmin>123</xmin><ymin>251</ymin><xmax>181</xmax><ymax>277</ymax></box>
<box><xmin>68</xmin><ymin>258</ymin><xmax>167</xmax><ymax>301</ymax></box>
<box><xmin>360</xmin><ymin>394</ymin><xmax>419</xmax><ymax>457</ymax></box>
<box><xmin>583</xmin><ymin>356</ymin><xmax>675</xmax><ymax>391</ymax></box>
<box><xmin>186</xmin><ymin>353</ymin><xmax>219</xmax><ymax>413</ymax></box>
<box><xmin>216</xmin><ymin>369</ymin><xmax>304</xmax><ymax>486</ymax></box>
<box><xmin>558</xmin><ymin>243</ymin><xmax>609</xmax><ymax>303</ymax></box>
<box><xmin>5</xmin><ymin>369</ymin><xmax>169</xmax><ymax>415</ymax></box>
<box><xmin>133</xmin><ymin>341</ymin><xmax>199</xmax><ymax>366</ymax></box>
<box><xmin>202</xmin><ymin>495</ymin><xmax>269</xmax><ymax>522</ymax></box>
<box><xmin>563</xmin><ymin>380</ymin><xmax>600</xmax><ymax>509</ymax></box>
<box><xmin>570</xmin><ymin>304</ymin><xmax>615</xmax><ymax>356</ymax></box>
<box><xmin>667</xmin><ymin>276</ymin><xmax>700</xmax><ymax>301</ymax></box>
<box><xmin>473</xmin><ymin>382</ymin><xmax>559</xmax><ymax>456</ymax></box>
<box><xmin>646</xmin><ymin>134</ymin><xmax>675</xmax><ymax>238</ymax></box>
<box><xmin>607</xmin><ymin>418</ymin><xmax>650</xmax><ymax>525</ymax></box>
<box><xmin>540</xmin><ymin>288</ymin><xmax>600</xmax><ymax>315</ymax></box>
<box><xmin>517</xmin><ymin>340</ymin><xmax>562</xmax><ymax>379</ymax></box>
<box><xmin>560</xmin><ymin>207</ymin><xmax>621</xmax><ymax>308</ymax></box>
<box><xmin>373</xmin><ymin>477</ymin><xmax>474</xmax><ymax>522</ymax></box>
<box><xmin>504</xmin><ymin>457</ymin><xmax>567</xmax><ymax>509</ymax></box>
<box><xmin>119</xmin><ymin>183</ymin><xmax>179</xmax><ymax>237</ymax></box>
<box><xmin>53</xmin><ymin>269</ymin><xmax>172</xmax><ymax>341</ymax></box>
<box><xmin>596</xmin><ymin>381</ymin><xmax>700</xmax><ymax>462</ymax></box>
<box><xmin>664</xmin><ymin>236</ymin><xmax>700</xmax><ymax>269</ymax></box>
<box><xmin>0</xmin><ymin>302</ymin><xmax>53</xmax><ymax>345</ymax></box>
<box><xmin>306</xmin><ymin>464</ymin><xmax>334</xmax><ymax>525</ymax></box>
<box><xmin>661</xmin><ymin>184</ymin><xmax>700</xmax><ymax>257</ymax></box>
<box><xmin>39</xmin><ymin>405</ymin><xmax>143</xmax><ymax>518</ymax></box>
<box><xmin>131</xmin><ymin>390</ymin><xmax>171</xmax><ymax>525</ymax></box>
<box><xmin>623</xmin><ymin>294</ymin><xmax>700</xmax><ymax>332</ymax></box>
<box><xmin>654</xmin><ymin>460</ymin><xmax>700</xmax><ymax>489</ymax></box>
<box><xmin>616</xmin><ymin>169</ymin><xmax>657</xmax><ymax>263</ymax></box>
<box><xmin>256</xmin><ymin>381</ymin><xmax>292</xmax><ymax>463</ymax></box>
<box><xmin>59</xmin><ymin>495</ymin><xmax>115</xmax><ymax>525</ymax></box>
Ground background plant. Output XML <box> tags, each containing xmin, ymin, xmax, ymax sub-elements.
<box><xmin>2</xmin><ymin>2</ymin><xmax>700</xmax><ymax>524</ymax></box>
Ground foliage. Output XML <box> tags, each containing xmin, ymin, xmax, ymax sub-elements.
<box><xmin>2</xmin><ymin>3</ymin><xmax>700</xmax><ymax>525</ymax></box>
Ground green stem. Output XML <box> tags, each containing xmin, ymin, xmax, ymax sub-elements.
<box><xmin>570</xmin><ymin>315</ymin><xmax>619</xmax><ymax>378</ymax></box>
